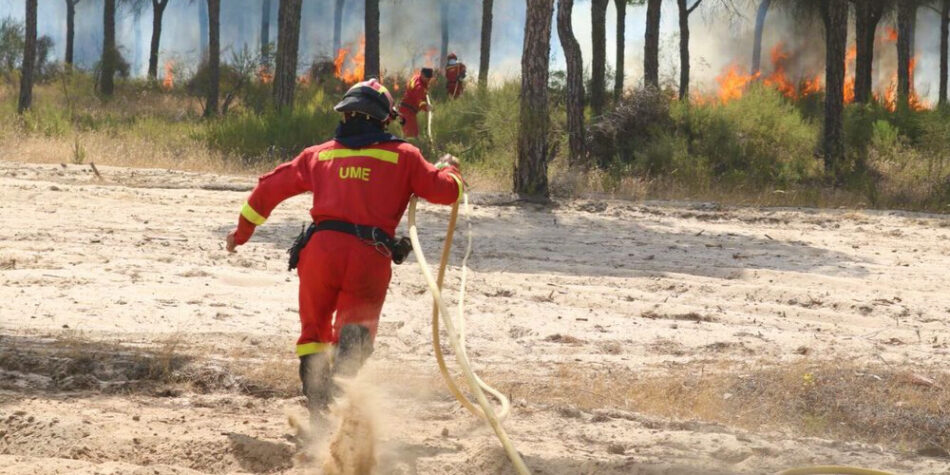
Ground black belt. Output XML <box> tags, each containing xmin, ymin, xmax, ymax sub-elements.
<box><xmin>398</xmin><ymin>102</ymin><xmax>418</xmax><ymax>113</ymax></box>
<box><xmin>287</xmin><ymin>220</ymin><xmax>413</xmax><ymax>271</ymax></box>
<box><xmin>313</xmin><ymin>220</ymin><xmax>397</xmax><ymax>250</ymax></box>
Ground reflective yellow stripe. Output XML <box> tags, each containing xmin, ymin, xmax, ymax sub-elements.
<box><xmin>447</xmin><ymin>172</ymin><xmax>463</xmax><ymax>203</ymax></box>
<box><xmin>241</xmin><ymin>202</ymin><xmax>266</xmax><ymax>226</ymax></box>
<box><xmin>296</xmin><ymin>342</ymin><xmax>332</xmax><ymax>357</ymax></box>
<box><xmin>318</xmin><ymin>148</ymin><xmax>399</xmax><ymax>164</ymax></box>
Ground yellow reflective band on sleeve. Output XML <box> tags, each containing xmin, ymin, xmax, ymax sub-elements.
<box><xmin>318</xmin><ymin>148</ymin><xmax>399</xmax><ymax>164</ymax></box>
<box><xmin>241</xmin><ymin>202</ymin><xmax>267</xmax><ymax>226</ymax></box>
<box><xmin>447</xmin><ymin>172</ymin><xmax>463</xmax><ymax>203</ymax></box>
<box><xmin>296</xmin><ymin>342</ymin><xmax>332</xmax><ymax>357</ymax></box>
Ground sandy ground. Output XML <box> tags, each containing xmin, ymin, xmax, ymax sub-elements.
<box><xmin>2</xmin><ymin>161</ymin><xmax>950</xmax><ymax>474</ymax></box>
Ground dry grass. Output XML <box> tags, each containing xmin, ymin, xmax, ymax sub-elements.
<box><xmin>492</xmin><ymin>361</ymin><xmax>950</xmax><ymax>453</ymax></box>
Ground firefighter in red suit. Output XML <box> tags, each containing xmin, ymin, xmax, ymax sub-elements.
<box><xmin>397</xmin><ymin>67</ymin><xmax>434</xmax><ymax>138</ymax></box>
<box><xmin>225</xmin><ymin>79</ymin><xmax>463</xmax><ymax>418</ymax></box>
<box><xmin>445</xmin><ymin>53</ymin><xmax>466</xmax><ymax>99</ymax></box>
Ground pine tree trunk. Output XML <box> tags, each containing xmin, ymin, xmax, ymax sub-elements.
<box><xmin>590</xmin><ymin>0</ymin><xmax>608</xmax><ymax>116</ymax></box>
<box><xmin>333</xmin><ymin>0</ymin><xmax>344</xmax><ymax>54</ymax></box>
<box><xmin>100</xmin><ymin>0</ymin><xmax>116</xmax><ymax>95</ymax></box>
<box><xmin>822</xmin><ymin>0</ymin><xmax>848</xmax><ymax>175</ymax></box>
<box><xmin>896</xmin><ymin>0</ymin><xmax>916</xmax><ymax>110</ymax></box>
<box><xmin>261</xmin><ymin>0</ymin><xmax>271</xmax><ymax>60</ymax></box>
<box><xmin>274</xmin><ymin>0</ymin><xmax>302</xmax><ymax>111</ymax></box>
<box><xmin>939</xmin><ymin>0</ymin><xmax>948</xmax><ymax>108</ymax></box>
<box><xmin>148</xmin><ymin>0</ymin><xmax>168</xmax><ymax>80</ymax></box>
<box><xmin>365</xmin><ymin>0</ymin><xmax>379</xmax><ymax>79</ymax></box>
<box><xmin>478</xmin><ymin>0</ymin><xmax>493</xmax><ymax>89</ymax></box>
<box><xmin>516</xmin><ymin>0</ymin><xmax>554</xmax><ymax>198</ymax></box>
<box><xmin>644</xmin><ymin>0</ymin><xmax>661</xmax><ymax>88</ymax></box>
<box><xmin>751</xmin><ymin>0</ymin><xmax>771</xmax><ymax>74</ymax></box>
<box><xmin>677</xmin><ymin>0</ymin><xmax>689</xmax><ymax>100</ymax></box>
<box><xmin>18</xmin><ymin>0</ymin><xmax>37</xmax><ymax>114</ymax></box>
<box><xmin>613</xmin><ymin>0</ymin><xmax>625</xmax><ymax>99</ymax></box>
<box><xmin>558</xmin><ymin>0</ymin><xmax>586</xmax><ymax>167</ymax></box>
<box><xmin>440</xmin><ymin>0</ymin><xmax>449</xmax><ymax>70</ymax></box>
<box><xmin>853</xmin><ymin>1</ymin><xmax>883</xmax><ymax>104</ymax></box>
<box><xmin>65</xmin><ymin>0</ymin><xmax>76</xmax><ymax>66</ymax></box>
<box><xmin>205</xmin><ymin>0</ymin><xmax>220</xmax><ymax>117</ymax></box>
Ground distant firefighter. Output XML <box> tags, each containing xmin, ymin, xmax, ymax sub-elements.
<box><xmin>445</xmin><ymin>53</ymin><xmax>467</xmax><ymax>99</ymax></box>
<box><xmin>397</xmin><ymin>68</ymin><xmax>434</xmax><ymax>138</ymax></box>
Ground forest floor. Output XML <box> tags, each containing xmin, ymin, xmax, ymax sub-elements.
<box><xmin>2</xmin><ymin>161</ymin><xmax>950</xmax><ymax>474</ymax></box>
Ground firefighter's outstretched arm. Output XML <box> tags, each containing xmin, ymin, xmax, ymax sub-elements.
<box><xmin>227</xmin><ymin>152</ymin><xmax>313</xmax><ymax>252</ymax></box>
<box><xmin>410</xmin><ymin>153</ymin><xmax>463</xmax><ymax>205</ymax></box>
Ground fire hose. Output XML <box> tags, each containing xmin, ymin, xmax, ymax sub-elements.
<box><xmin>407</xmin><ymin>195</ymin><xmax>530</xmax><ymax>475</ymax></box>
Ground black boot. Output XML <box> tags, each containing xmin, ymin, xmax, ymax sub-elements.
<box><xmin>333</xmin><ymin>324</ymin><xmax>374</xmax><ymax>378</ymax></box>
<box><xmin>299</xmin><ymin>352</ymin><xmax>333</xmax><ymax>416</ymax></box>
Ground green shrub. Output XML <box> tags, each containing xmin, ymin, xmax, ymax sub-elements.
<box><xmin>676</xmin><ymin>86</ymin><xmax>821</xmax><ymax>187</ymax></box>
<box><xmin>428</xmin><ymin>81</ymin><xmax>520</xmax><ymax>169</ymax></box>
<box><xmin>203</xmin><ymin>105</ymin><xmax>339</xmax><ymax>163</ymax></box>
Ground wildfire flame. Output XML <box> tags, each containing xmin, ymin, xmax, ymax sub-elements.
<box><xmin>162</xmin><ymin>61</ymin><xmax>174</xmax><ymax>90</ymax></box>
<box><xmin>334</xmin><ymin>36</ymin><xmax>366</xmax><ymax>85</ymax></box>
<box><xmin>423</xmin><ymin>48</ymin><xmax>439</xmax><ymax>69</ymax></box>
<box><xmin>712</xmin><ymin>43</ymin><xmax>824</xmax><ymax>104</ymax></box>
<box><xmin>704</xmin><ymin>30</ymin><xmax>927</xmax><ymax>111</ymax></box>
<box><xmin>843</xmin><ymin>45</ymin><xmax>857</xmax><ymax>104</ymax></box>
<box><xmin>715</xmin><ymin>66</ymin><xmax>760</xmax><ymax>103</ymax></box>
<box><xmin>874</xmin><ymin>28</ymin><xmax>927</xmax><ymax>111</ymax></box>
<box><xmin>257</xmin><ymin>65</ymin><xmax>274</xmax><ymax>84</ymax></box>
<box><xmin>885</xmin><ymin>26</ymin><xmax>898</xmax><ymax>42</ymax></box>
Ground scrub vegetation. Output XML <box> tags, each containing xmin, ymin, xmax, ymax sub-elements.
<box><xmin>2</xmin><ymin>66</ymin><xmax>950</xmax><ymax>211</ymax></box>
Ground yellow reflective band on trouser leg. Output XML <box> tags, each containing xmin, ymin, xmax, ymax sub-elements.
<box><xmin>296</xmin><ymin>342</ymin><xmax>332</xmax><ymax>357</ymax></box>
<box><xmin>241</xmin><ymin>202</ymin><xmax>267</xmax><ymax>226</ymax></box>
<box><xmin>447</xmin><ymin>172</ymin><xmax>463</xmax><ymax>203</ymax></box>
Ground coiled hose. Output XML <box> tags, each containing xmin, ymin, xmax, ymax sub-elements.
<box><xmin>407</xmin><ymin>195</ymin><xmax>529</xmax><ymax>475</ymax></box>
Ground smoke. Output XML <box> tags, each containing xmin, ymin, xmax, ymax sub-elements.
<box><xmin>0</xmin><ymin>0</ymin><xmax>943</xmax><ymax>101</ymax></box>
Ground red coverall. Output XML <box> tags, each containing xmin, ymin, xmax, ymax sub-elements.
<box><xmin>445</xmin><ymin>62</ymin><xmax>466</xmax><ymax>98</ymax></box>
<box><xmin>397</xmin><ymin>73</ymin><xmax>430</xmax><ymax>138</ymax></box>
<box><xmin>233</xmin><ymin>141</ymin><xmax>463</xmax><ymax>357</ymax></box>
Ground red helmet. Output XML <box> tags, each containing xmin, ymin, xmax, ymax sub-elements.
<box><xmin>333</xmin><ymin>78</ymin><xmax>397</xmax><ymax>122</ymax></box>
<box><xmin>447</xmin><ymin>53</ymin><xmax>458</xmax><ymax>61</ymax></box>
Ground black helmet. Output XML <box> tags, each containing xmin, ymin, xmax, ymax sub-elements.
<box><xmin>333</xmin><ymin>78</ymin><xmax>396</xmax><ymax>122</ymax></box>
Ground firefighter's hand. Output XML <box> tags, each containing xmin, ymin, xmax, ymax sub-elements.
<box><xmin>438</xmin><ymin>154</ymin><xmax>460</xmax><ymax>170</ymax></box>
<box><xmin>226</xmin><ymin>229</ymin><xmax>239</xmax><ymax>253</ymax></box>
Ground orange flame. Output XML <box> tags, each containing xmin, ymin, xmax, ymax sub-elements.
<box><xmin>715</xmin><ymin>65</ymin><xmax>760</xmax><ymax>103</ymax></box>
<box><xmin>162</xmin><ymin>61</ymin><xmax>174</xmax><ymax>90</ymax></box>
<box><xmin>762</xmin><ymin>44</ymin><xmax>796</xmax><ymax>98</ymax></box>
<box><xmin>885</xmin><ymin>27</ymin><xmax>898</xmax><ymax>42</ymax></box>
<box><xmin>334</xmin><ymin>36</ymin><xmax>366</xmax><ymax>85</ymax></box>
<box><xmin>873</xmin><ymin>31</ymin><xmax>928</xmax><ymax>111</ymax></box>
<box><xmin>843</xmin><ymin>45</ymin><xmax>857</xmax><ymax>104</ymax></box>
<box><xmin>700</xmin><ymin>28</ymin><xmax>928</xmax><ymax>110</ymax></box>
<box><xmin>257</xmin><ymin>65</ymin><xmax>273</xmax><ymax>84</ymax></box>
<box><xmin>423</xmin><ymin>48</ymin><xmax>439</xmax><ymax>69</ymax></box>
